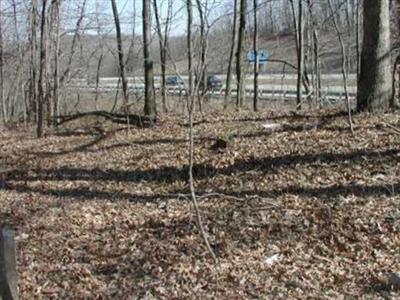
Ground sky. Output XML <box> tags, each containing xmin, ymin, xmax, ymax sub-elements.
<box><xmin>81</xmin><ymin>0</ymin><xmax>189</xmax><ymax>36</ymax></box>
<box><xmin>62</xmin><ymin>0</ymin><xmax>229</xmax><ymax>37</ymax></box>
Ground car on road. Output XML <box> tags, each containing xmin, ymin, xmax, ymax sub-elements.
<box><xmin>206</xmin><ymin>75</ymin><xmax>223</xmax><ymax>90</ymax></box>
<box><xmin>199</xmin><ymin>75</ymin><xmax>222</xmax><ymax>91</ymax></box>
<box><xmin>166</xmin><ymin>76</ymin><xmax>184</xmax><ymax>86</ymax></box>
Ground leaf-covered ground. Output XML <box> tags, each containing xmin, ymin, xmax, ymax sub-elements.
<box><xmin>1</xmin><ymin>110</ymin><xmax>400</xmax><ymax>299</ymax></box>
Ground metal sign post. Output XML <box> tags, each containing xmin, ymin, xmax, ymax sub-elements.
<box><xmin>247</xmin><ymin>49</ymin><xmax>269</xmax><ymax>65</ymax></box>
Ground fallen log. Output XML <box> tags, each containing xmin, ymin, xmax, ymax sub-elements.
<box><xmin>54</xmin><ymin>111</ymin><xmax>156</xmax><ymax>127</ymax></box>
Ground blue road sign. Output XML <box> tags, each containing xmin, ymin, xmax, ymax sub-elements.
<box><xmin>247</xmin><ymin>49</ymin><xmax>269</xmax><ymax>64</ymax></box>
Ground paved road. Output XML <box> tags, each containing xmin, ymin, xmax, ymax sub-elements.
<box><xmin>69</xmin><ymin>74</ymin><xmax>357</xmax><ymax>100</ymax></box>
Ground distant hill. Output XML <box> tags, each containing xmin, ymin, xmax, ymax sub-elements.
<box><xmin>62</xmin><ymin>29</ymin><xmax>358</xmax><ymax>79</ymax></box>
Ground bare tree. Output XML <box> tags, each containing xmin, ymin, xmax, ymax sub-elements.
<box><xmin>391</xmin><ymin>0</ymin><xmax>400</xmax><ymax>109</ymax></box>
<box><xmin>93</xmin><ymin>0</ymin><xmax>106</xmax><ymax>111</ymax></box>
<box><xmin>45</xmin><ymin>1</ymin><xmax>54</xmax><ymax>126</ymax></box>
<box><xmin>111</xmin><ymin>0</ymin><xmax>130</xmax><ymax>124</ymax></box>
<box><xmin>236</xmin><ymin>0</ymin><xmax>247</xmax><ymax>109</ymax></box>
<box><xmin>29</xmin><ymin>0</ymin><xmax>38</xmax><ymax>123</ymax></box>
<box><xmin>290</xmin><ymin>0</ymin><xmax>304</xmax><ymax>110</ymax></box>
<box><xmin>37</xmin><ymin>0</ymin><xmax>48</xmax><ymax>137</ymax></box>
<box><xmin>143</xmin><ymin>0</ymin><xmax>156</xmax><ymax>116</ymax></box>
<box><xmin>52</xmin><ymin>0</ymin><xmax>61</xmax><ymax>125</ymax></box>
<box><xmin>59</xmin><ymin>0</ymin><xmax>87</xmax><ymax>86</ymax></box>
<box><xmin>355</xmin><ymin>0</ymin><xmax>361</xmax><ymax>81</ymax></box>
<box><xmin>391</xmin><ymin>55</ymin><xmax>400</xmax><ymax>109</ymax></box>
<box><xmin>186</xmin><ymin>0</ymin><xmax>217</xmax><ymax>262</ymax></box>
<box><xmin>153</xmin><ymin>0</ymin><xmax>172</xmax><ymax>113</ymax></box>
<box><xmin>196</xmin><ymin>0</ymin><xmax>208</xmax><ymax>112</ymax></box>
<box><xmin>187</xmin><ymin>0</ymin><xmax>194</xmax><ymax>96</ymax></box>
<box><xmin>357</xmin><ymin>0</ymin><xmax>392</xmax><ymax>112</ymax></box>
<box><xmin>0</xmin><ymin>0</ymin><xmax>5</xmax><ymax>124</ymax></box>
<box><xmin>253</xmin><ymin>0</ymin><xmax>259</xmax><ymax>112</ymax></box>
<box><xmin>306</xmin><ymin>0</ymin><xmax>322</xmax><ymax>108</ymax></box>
<box><xmin>328</xmin><ymin>0</ymin><xmax>354</xmax><ymax>133</ymax></box>
<box><xmin>224</xmin><ymin>0</ymin><xmax>238</xmax><ymax>109</ymax></box>
<box><xmin>4</xmin><ymin>0</ymin><xmax>27</xmax><ymax>122</ymax></box>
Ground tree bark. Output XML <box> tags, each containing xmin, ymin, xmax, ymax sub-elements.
<box><xmin>143</xmin><ymin>0</ymin><xmax>156</xmax><ymax>116</ymax></box>
<box><xmin>357</xmin><ymin>0</ymin><xmax>392</xmax><ymax>112</ymax></box>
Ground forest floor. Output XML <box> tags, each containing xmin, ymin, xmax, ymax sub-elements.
<box><xmin>1</xmin><ymin>108</ymin><xmax>400</xmax><ymax>299</ymax></box>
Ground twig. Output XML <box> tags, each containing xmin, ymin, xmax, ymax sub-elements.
<box><xmin>249</xmin><ymin>205</ymin><xmax>281</xmax><ymax>212</ymax></box>
<box><xmin>166</xmin><ymin>192</ymin><xmax>282</xmax><ymax>209</ymax></box>
<box><xmin>197</xmin><ymin>192</ymin><xmax>246</xmax><ymax>202</ymax></box>
<box><xmin>381</xmin><ymin>121</ymin><xmax>400</xmax><ymax>135</ymax></box>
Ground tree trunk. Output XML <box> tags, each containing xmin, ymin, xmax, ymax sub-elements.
<box><xmin>355</xmin><ymin>0</ymin><xmax>361</xmax><ymax>82</ymax></box>
<box><xmin>186</xmin><ymin>0</ymin><xmax>216</xmax><ymax>262</ymax></box>
<box><xmin>391</xmin><ymin>55</ymin><xmax>400</xmax><ymax>109</ymax></box>
<box><xmin>196</xmin><ymin>0</ymin><xmax>208</xmax><ymax>112</ymax></box>
<box><xmin>236</xmin><ymin>0</ymin><xmax>247</xmax><ymax>109</ymax></box>
<box><xmin>293</xmin><ymin>0</ymin><xmax>304</xmax><ymax>110</ymax></box>
<box><xmin>0</xmin><ymin>0</ymin><xmax>5</xmax><ymax>124</ymax></box>
<box><xmin>253</xmin><ymin>0</ymin><xmax>259</xmax><ymax>112</ymax></box>
<box><xmin>328</xmin><ymin>0</ymin><xmax>354</xmax><ymax>133</ymax></box>
<box><xmin>153</xmin><ymin>0</ymin><xmax>172</xmax><ymax>113</ymax></box>
<box><xmin>9</xmin><ymin>0</ymin><xmax>23</xmax><ymax>122</ymax></box>
<box><xmin>187</xmin><ymin>0</ymin><xmax>193</xmax><ymax>99</ymax></box>
<box><xmin>111</xmin><ymin>0</ymin><xmax>130</xmax><ymax>124</ymax></box>
<box><xmin>306</xmin><ymin>0</ymin><xmax>321</xmax><ymax>108</ymax></box>
<box><xmin>224</xmin><ymin>0</ymin><xmax>238</xmax><ymax>109</ymax></box>
<box><xmin>143</xmin><ymin>0</ymin><xmax>156</xmax><ymax>116</ymax></box>
<box><xmin>397</xmin><ymin>0</ymin><xmax>400</xmax><ymax>107</ymax></box>
<box><xmin>46</xmin><ymin>2</ymin><xmax>54</xmax><ymax>127</ymax></box>
<box><xmin>37</xmin><ymin>0</ymin><xmax>48</xmax><ymax>138</ymax></box>
<box><xmin>357</xmin><ymin>0</ymin><xmax>392</xmax><ymax>112</ymax></box>
<box><xmin>52</xmin><ymin>0</ymin><xmax>61</xmax><ymax>125</ymax></box>
<box><xmin>391</xmin><ymin>0</ymin><xmax>400</xmax><ymax>109</ymax></box>
<box><xmin>29</xmin><ymin>0</ymin><xmax>38</xmax><ymax>123</ymax></box>
<box><xmin>94</xmin><ymin>53</ymin><xmax>103</xmax><ymax>110</ymax></box>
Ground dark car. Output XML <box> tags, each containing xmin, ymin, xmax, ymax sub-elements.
<box><xmin>166</xmin><ymin>76</ymin><xmax>184</xmax><ymax>86</ymax></box>
<box><xmin>206</xmin><ymin>75</ymin><xmax>222</xmax><ymax>90</ymax></box>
